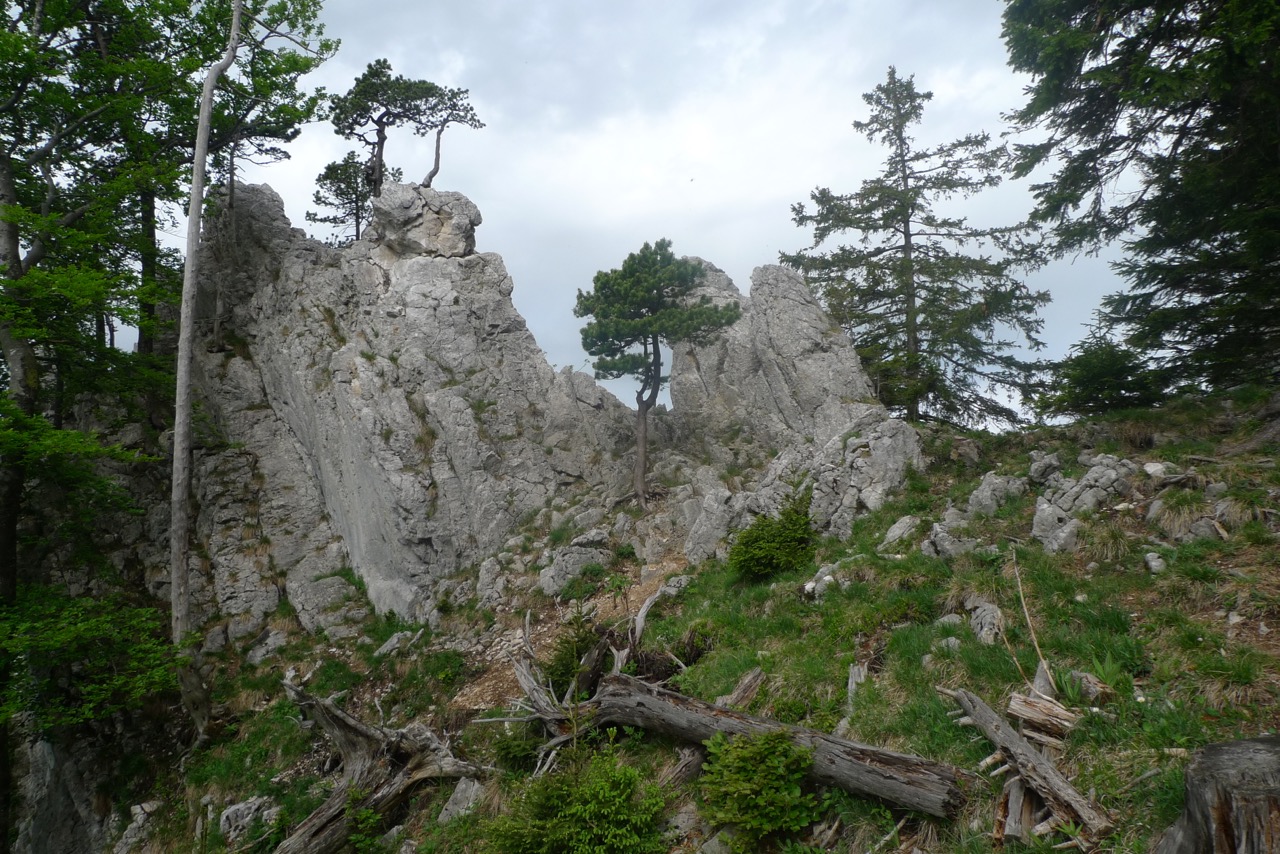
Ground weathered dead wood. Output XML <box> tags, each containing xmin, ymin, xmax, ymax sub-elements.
<box><xmin>274</xmin><ymin>681</ymin><xmax>487</xmax><ymax>854</ymax></box>
<box><xmin>714</xmin><ymin>666</ymin><xmax>766</xmax><ymax>710</ymax></box>
<box><xmin>1007</xmin><ymin>693</ymin><xmax>1079</xmax><ymax>739</ymax></box>
<box><xmin>1152</xmin><ymin>735</ymin><xmax>1280</xmax><ymax>854</ymax></box>
<box><xmin>660</xmin><ymin>667</ymin><xmax>770</xmax><ymax>787</ymax></box>
<box><xmin>589</xmin><ymin>674</ymin><xmax>970</xmax><ymax>818</ymax></box>
<box><xmin>941</xmin><ymin>687</ymin><xmax>1112</xmax><ymax>841</ymax></box>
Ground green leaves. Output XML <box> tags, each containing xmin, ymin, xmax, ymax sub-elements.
<box><xmin>327</xmin><ymin>59</ymin><xmax>483</xmax><ymax>194</ymax></box>
<box><xmin>784</xmin><ymin>66</ymin><xmax>1048</xmax><ymax>426</ymax></box>
<box><xmin>0</xmin><ymin>586</ymin><xmax>174</xmax><ymax>730</ymax></box>
<box><xmin>574</xmin><ymin>238</ymin><xmax>740</xmax><ymax>387</ymax></box>
<box><xmin>1002</xmin><ymin>0</ymin><xmax>1280</xmax><ymax>387</ymax></box>
<box><xmin>699</xmin><ymin>729</ymin><xmax>824</xmax><ymax>853</ymax></box>
<box><xmin>484</xmin><ymin>744</ymin><xmax>667</xmax><ymax>854</ymax></box>
<box><xmin>727</xmin><ymin>487</ymin><xmax>815</xmax><ymax>584</ymax></box>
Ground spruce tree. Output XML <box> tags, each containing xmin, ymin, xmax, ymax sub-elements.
<box><xmin>782</xmin><ymin>67</ymin><xmax>1048</xmax><ymax>426</ymax></box>
<box><xmin>1003</xmin><ymin>0</ymin><xmax>1280</xmax><ymax>387</ymax></box>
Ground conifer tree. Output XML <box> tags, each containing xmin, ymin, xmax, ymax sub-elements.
<box><xmin>575</xmin><ymin>240</ymin><xmax>740</xmax><ymax>506</ymax></box>
<box><xmin>328</xmin><ymin>59</ymin><xmax>484</xmax><ymax>196</ymax></box>
<box><xmin>306</xmin><ymin>152</ymin><xmax>402</xmax><ymax>242</ymax></box>
<box><xmin>1003</xmin><ymin>0</ymin><xmax>1280</xmax><ymax>387</ymax></box>
<box><xmin>783</xmin><ymin>67</ymin><xmax>1048</xmax><ymax>426</ymax></box>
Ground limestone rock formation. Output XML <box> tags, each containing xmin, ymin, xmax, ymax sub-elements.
<box><xmin>188</xmin><ymin>183</ymin><xmax>634</xmax><ymax>626</ymax></box>
<box><xmin>670</xmin><ymin>263</ymin><xmax>878</xmax><ymax>449</ymax></box>
<box><xmin>672</xmin><ymin>267</ymin><xmax>921</xmax><ymax>562</ymax></box>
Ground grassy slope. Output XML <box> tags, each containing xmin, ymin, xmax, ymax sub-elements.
<box><xmin>147</xmin><ymin>387</ymin><xmax>1280</xmax><ymax>853</ymax></box>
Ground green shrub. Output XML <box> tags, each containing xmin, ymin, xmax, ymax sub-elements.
<box><xmin>698</xmin><ymin>729</ymin><xmax>824</xmax><ymax>853</ymax></box>
<box><xmin>1035</xmin><ymin>331</ymin><xmax>1171</xmax><ymax>417</ymax></box>
<box><xmin>492</xmin><ymin>721</ymin><xmax>545</xmax><ymax>773</ymax></box>
<box><xmin>485</xmin><ymin>745</ymin><xmax>666</xmax><ymax>854</ymax></box>
<box><xmin>727</xmin><ymin>487</ymin><xmax>815</xmax><ymax>582</ymax></box>
<box><xmin>542</xmin><ymin>608</ymin><xmax>600</xmax><ymax>700</ymax></box>
<box><xmin>0</xmin><ymin>587</ymin><xmax>174</xmax><ymax>729</ymax></box>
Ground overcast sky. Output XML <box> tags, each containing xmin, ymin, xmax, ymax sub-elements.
<box><xmin>239</xmin><ymin>0</ymin><xmax>1119</xmax><ymax>394</ymax></box>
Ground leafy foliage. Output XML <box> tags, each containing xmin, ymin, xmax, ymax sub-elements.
<box><xmin>0</xmin><ymin>587</ymin><xmax>174</xmax><ymax>730</ymax></box>
<box><xmin>784</xmin><ymin>67</ymin><xmax>1048</xmax><ymax>425</ymax></box>
<box><xmin>485</xmin><ymin>744</ymin><xmax>667</xmax><ymax>854</ymax></box>
<box><xmin>1003</xmin><ymin>0</ymin><xmax>1280</xmax><ymax>387</ymax></box>
<box><xmin>575</xmin><ymin>238</ymin><xmax>740</xmax><ymax>500</ymax></box>
<box><xmin>1036</xmin><ymin>329</ymin><xmax>1172</xmax><ymax>418</ymax></box>
<box><xmin>727</xmin><ymin>487</ymin><xmax>815</xmax><ymax>583</ymax></box>
<box><xmin>327</xmin><ymin>58</ymin><xmax>483</xmax><ymax>195</ymax></box>
<box><xmin>575</xmin><ymin>239</ymin><xmax>740</xmax><ymax>392</ymax></box>
<box><xmin>699</xmin><ymin>729</ymin><xmax>824</xmax><ymax>853</ymax></box>
<box><xmin>305</xmin><ymin>151</ymin><xmax>402</xmax><ymax>243</ymax></box>
<box><xmin>543</xmin><ymin>606</ymin><xmax>600</xmax><ymax>700</ymax></box>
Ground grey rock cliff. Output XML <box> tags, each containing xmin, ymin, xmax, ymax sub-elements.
<box><xmin>671</xmin><ymin>264</ymin><xmax>920</xmax><ymax>561</ymax></box>
<box><xmin>189</xmin><ymin>183</ymin><xmax>634</xmax><ymax>625</ymax></box>
<box><xmin>671</xmin><ymin>263</ymin><xmax>877</xmax><ymax>449</ymax></box>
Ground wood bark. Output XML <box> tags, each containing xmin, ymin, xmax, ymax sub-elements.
<box><xmin>633</xmin><ymin>333</ymin><xmax>661</xmax><ymax>508</ymax></box>
<box><xmin>584</xmin><ymin>674</ymin><xmax>970</xmax><ymax>818</ymax></box>
<box><xmin>941</xmin><ymin>687</ymin><xmax>1113</xmax><ymax>840</ymax></box>
<box><xmin>170</xmin><ymin>0</ymin><xmax>243</xmax><ymax>647</ymax></box>
<box><xmin>1153</xmin><ymin>735</ymin><xmax>1280</xmax><ymax>854</ymax></box>
<box><xmin>274</xmin><ymin>681</ymin><xmax>487</xmax><ymax>854</ymax></box>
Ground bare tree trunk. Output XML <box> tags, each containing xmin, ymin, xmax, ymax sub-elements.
<box><xmin>633</xmin><ymin>334</ymin><xmax>661</xmax><ymax>508</ymax></box>
<box><xmin>633</xmin><ymin>398</ymin><xmax>651</xmax><ymax>507</ymax></box>
<box><xmin>170</xmin><ymin>0</ymin><xmax>242</xmax><ymax>750</ymax></box>
<box><xmin>424</xmin><ymin>125</ymin><xmax>444</xmax><ymax>188</ymax></box>
<box><xmin>274</xmin><ymin>681</ymin><xmax>487</xmax><ymax>854</ymax></box>
<box><xmin>940</xmin><ymin>687</ymin><xmax>1113</xmax><ymax>841</ymax></box>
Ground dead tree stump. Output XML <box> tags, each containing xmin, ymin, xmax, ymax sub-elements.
<box><xmin>1153</xmin><ymin>735</ymin><xmax>1280</xmax><ymax>854</ymax></box>
<box><xmin>273</xmin><ymin>681</ymin><xmax>487</xmax><ymax>854</ymax></box>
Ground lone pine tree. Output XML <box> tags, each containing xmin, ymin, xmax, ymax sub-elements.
<box><xmin>783</xmin><ymin>66</ymin><xmax>1048</xmax><ymax>426</ymax></box>
<box><xmin>575</xmin><ymin>239</ymin><xmax>739</xmax><ymax>507</ymax></box>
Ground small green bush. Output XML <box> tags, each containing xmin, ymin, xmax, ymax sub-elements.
<box><xmin>542</xmin><ymin>608</ymin><xmax>600</xmax><ymax>700</ymax></box>
<box><xmin>698</xmin><ymin>729</ymin><xmax>824</xmax><ymax>853</ymax></box>
<box><xmin>727</xmin><ymin>487</ymin><xmax>815</xmax><ymax>582</ymax></box>
<box><xmin>1035</xmin><ymin>331</ymin><xmax>1171</xmax><ymax>417</ymax></box>
<box><xmin>485</xmin><ymin>745</ymin><xmax>667</xmax><ymax>854</ymax></box>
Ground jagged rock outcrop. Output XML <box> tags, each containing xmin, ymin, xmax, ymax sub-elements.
<box><xmin>671</xmin><ymin>263</ymin><xmax>878</xmax><ymax>449</ymax></box>
<box><xmin>672</xmin><ymin>267</ymin><xmax>921</xmax><ymax>562</ymax></box>
<box><xmin>189</xmin><ymin>182</ymin><xmax>634</xmax><ymax>625</ymax></box>
<box><xmin>175</xmin><ymin>184</ymin><xmax>922</xmax><ymax>624</ymax></box>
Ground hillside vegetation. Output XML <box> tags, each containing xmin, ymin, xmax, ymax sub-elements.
<box><xmin>145</xmin><ymin>387</ymin><xmax>1279</xmax><ymax>853</ymax></box>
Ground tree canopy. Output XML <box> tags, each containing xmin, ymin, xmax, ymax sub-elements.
<box><xmin>575</xmin><ymin>239</ymin><xmax>739</xmax><ymax>505</ymax></box>
<box><xmin>783</xmin><ymin>67</ymin><xmax>1049</xmax><ymax>426</ymax></box>
<box><xmin>328</xmin><ymin>58</ymin><xmax>483</xmax><ymax>196</ymax></box>
<box><xmin>0</xmin><ymin>0</ymin><xmax>333</xmax><ymax>842</ymax></box>
<box><xmin>306</xmin><ymin>151</ymin><xmax>401</xmax><ymax>243</ymax></box>
<box><xmin>1003</xmin><ymin>0</ymin><xmax>1280</xmax><ymax>387</ymax></box>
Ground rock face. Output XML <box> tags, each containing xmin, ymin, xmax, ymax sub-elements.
<box><xmin>189</xmin><ymin>183</ymin><xmax>634</xmax><ymax>624</ymax></box>
<box><xmin>671</xmin><ymin>265</ymin><xmax>921</xmax><ymax>561</ymax></box>
<box><xmin>670</xmin><ymin>263</ymin><xmax>878</xmax><ymax>449</ymax></box>
<box><xmin>171</xmin><ymin>183</ymin><xmax>920</xmax><ymax>627</ymax></box>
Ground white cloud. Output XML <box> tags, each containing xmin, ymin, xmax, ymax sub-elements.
<box><xmin>236</xmin><ymin>0</ymin><xmax>1122</xmax><ymax>393</ymax></box>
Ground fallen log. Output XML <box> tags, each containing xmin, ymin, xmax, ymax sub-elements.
<box><xmin>1152</xmin><ymin>735</ymin><xmax>1280</xmax><ymax>854</ymax></box>
<box><xmin>273</xmin><ymin>681</ymin><xmax>487</xmax><ymax>854</ymax></box>
<box><xmin>587</xmin><ymin>674</ymin><xmax>970</xmax><ymax>818</ymax></box>
<box><xmin>940</xmin><ymin>687</ymin><xmax>1112</xmax><ymax>841</ymax></box>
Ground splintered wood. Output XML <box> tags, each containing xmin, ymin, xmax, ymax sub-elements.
<box><xmin>940</xmin><ymin>684</ymin><xmax>1113</xmax><ymax>848</ymax></box>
